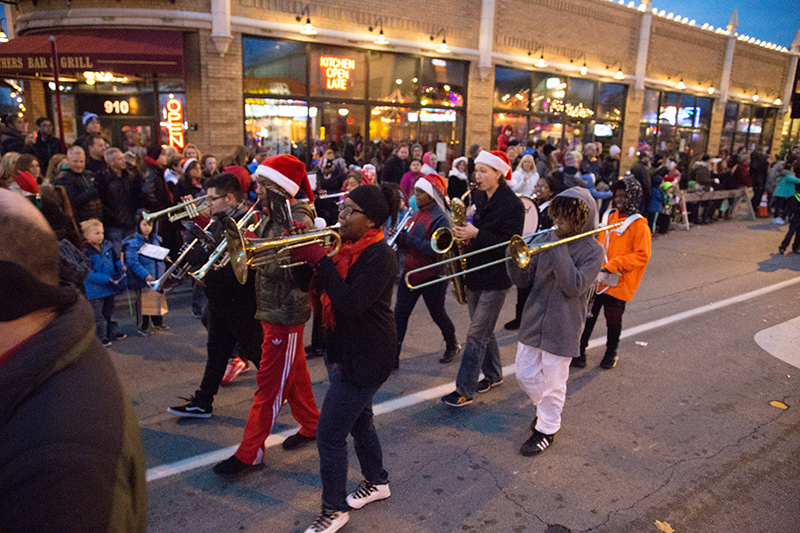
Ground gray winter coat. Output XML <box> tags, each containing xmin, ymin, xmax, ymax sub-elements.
<box><xmin>506</xmin><ymin>187</ymin><xmax>604</xmax><ymax>358</ymax></box>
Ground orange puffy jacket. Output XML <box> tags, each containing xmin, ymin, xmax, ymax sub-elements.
<box><xmin>596</xmin><ymin>210</ymin><xmax>651</xmax><ymax>302</ymax></box>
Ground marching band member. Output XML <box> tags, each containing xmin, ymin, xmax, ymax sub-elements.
<box><xmin>393</xmin><ymin>174</ymin><xmax>460</xmax><ymax>368</ymax></box>
<box><xmin>290</xmin><ymin>184</ymin><xmax>400</xmax><ymax>533</ymax></box>
<box><xmin>213</xmin><ymin>155</ymin><xmax>320</xmax><ymax>476</ymax></box>
<box><xmin>441</xmin><ymin>150</ymin><xmax>525</xmax><ymax>407</ymax></box>
<box><xmin>508</xmin><ymin>187</ymin><xmax>604</xmax><ymax>456</ymax></box>
<box><xmin>167</xmin><ymin>173</ymin><xmax>263</xmax><ymax>418</ymax></box>
<box><xmin>575</xmin><ymin>175</ymin><xmax>651</xmax><ymax>370</ymax></box>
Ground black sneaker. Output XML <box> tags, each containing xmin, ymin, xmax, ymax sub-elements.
<box><xmin>600</xmin><ymin>353</ymin><xmax>618</xmax><ymax>369</ymax></box>
<box><xmin>476</xmin><ymin>378</ymin><xmax>503</xmax><ymax>393</ymax></box>
<box><xmin>304</xmin><ymin>507</ymin><xmax>350</xmax><ymax>533</ymax></box>
<box><xmin>570</xmin><ymin>354</ymin><xmax>587</xmax><ymax>368</ymax></box>
<box><xmin>439</xmin><ymin>343</ymin><xmax>461</xmax><ymax>364</ymax></box>
<box><xmin>346</xmin><ymin>480</ymin><xmax>391</xmax><ymax>509</ymax></box>
<box><xmin>101</xmin><ymin>338</ymin><xmax>113</xmax><ymax>347</ymax></box>
<box><xmin>441</xmin><ymin>391</ymin><xmax>472</xmax><ymax>407</ymax></box>
<box><xmin>520</xmin><ymin>429</ymin><xmax>554</xmax><ymax>456</ymax></box>
<box><xmin>167</xmin><ymin>396</ymin><xmax>212</xmax><ymax>418</ymax></box>
<box><xmin>212</xmin><ymin>455</ymin><xmax>258</xmax><ymax>477</ymax></box>
<box><xmin>114</xmin><ymin>332</ymin><xmax>127</xmax><ymax>341</ymax></box>
<box><xmin>282</xmin><ymin>432</ymin><xmax>316</xmax><ymax>451</ymax></box>
<box><xmin>503</xmin><ymin>318</ymin><xmax>520</xmax><ymax>331</ymax></box>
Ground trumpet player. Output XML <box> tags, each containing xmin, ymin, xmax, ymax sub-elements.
<box><xmin>393</xmin><ymin>174</ymin><xmax>460</xmax><ymax>368</ymax></box>
<box><xmin>167</xmin><ymin>173</ymin><xmax>263</xmax><ymax>419</ymax></box>
<box><xmin>441</xmin><ymin>150</ymin><xmax>525</xmax><ymax>408</ymax></box>
<box><xmin>507</xmin><ymin>187</ymin><xmax>604</xmax><ymax>456</ymax></box>
<box><xmin>213</xmin><ymin>155</ymin><xmax>320</xmax><ymax>477</ymax></box>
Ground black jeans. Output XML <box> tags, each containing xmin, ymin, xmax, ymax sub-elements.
<box><xmin>580</xmin><ymin>293</ymin><xmax>627</xmax><ymax>357</ymax></box>
<box><xmin>394</xmin><ymin>278</ymin><xmax>458</xmax><ymax>361</ymax></box>
<box><xmin>90</xmin><ymin>295</ymin><xmax>117</xmax><ymax>341</ymax></box>
<box><xmin>141</xmin><ymin>315</ymin><xmax>164</xmax><ymax>329</ymax></box>
<box><xmin>779</xmin><ymin>216</ymin><xmax>800</xmax><ymax>252</ymax></box>
<box><xmin>194</xmin><ymin>304</ymin><xmax>263</xmax><ymax>406</ymax></box>
<box><xmin>317</xmin><ymin>364</ymin><xmax>387</xmax><ymax>512</ymax></box>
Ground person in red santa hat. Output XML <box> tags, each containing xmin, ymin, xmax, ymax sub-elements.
<box><xmin>441</xmin><ymin>150</ymin><xmax>525</xmax><ymax>408</ymax></box>
<box><xmin>213</xmin><ymin>154</ymin><xmax>320</xmax><ymax>477</ymax></box>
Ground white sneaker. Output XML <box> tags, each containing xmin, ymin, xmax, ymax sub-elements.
<box><xmin>304</xmin><ymin>508</ymin><xmax>349</xmax><ymax>533</ymax></box>
<box><xmin>345</xmin><ymin>480</ymin><xmax>391</xmax><ymax>509</ymax></box>
<box><xmin>773</xmin><ymin>217</ymin><xmax>785</xmax><ymax>225</ymax></box>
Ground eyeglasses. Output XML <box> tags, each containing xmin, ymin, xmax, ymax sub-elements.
<box><xmin>207</xmin><ymin>194</ymin><xmax>225</xmax><ymax>202</ymax></box>
<box><xmin>338</xmin><ymin>203</ymin><xmax>365</xmax><ymax>217</ymax></box>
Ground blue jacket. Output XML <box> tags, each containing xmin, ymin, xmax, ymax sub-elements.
<box><xmin>123</xmin><ymin>232</ymin><xmax>166</xmax><ymax>291</ymax></box>
<box><xmin>579</xmin><ymin>172</ymin><xmax>613</xmax><ymax>200</ymax></box>
<box><xmin>774</xmin><ymin>172</ymin><xmax>800</xmax><ymax>199</ymax></box>
<box><xmin>83</xmin><ymin>241</ymin><xmax>125</xmax><ymax>299</ymax></box>
<box><xmin>650</xmin><ymin>173</ymin><xmax>665</xmax><ymax>214</ymax></box>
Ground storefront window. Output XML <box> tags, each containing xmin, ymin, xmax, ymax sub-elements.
<box><xmin>421</xmin><ymin>57</ymin><xmax>465</xmax><ymax>107</ymax></box>
<box><xmin>243</xmin><ymin>38</ymin><xmax>307</xmax><ymax>96</ymax></box>
<box><xmin>528</xmin><ymin>117</ymin><xmax>564</xmax><ymax>141</ymax></box>
<box><xmin>418</xmin><ymin>108</ymin><xmax>464</xmax><ymax>164</ymax></box>
<box><xmin>491</xmin><ymin>113</ymin><xmax>527</xmax><ymax>147</ymax></box>
<box><xmin>592</xmin><ymin>121</ymin><xmax>622</xmax><ymax>151</ymax></box>
<box><xmin>760</xmin><ymin>108</ymin><xmax>777</xmax><ymax>149</ymax></box>
<box><xmin>369</xmin><ymin>52</ymin><xmax>418</xmax><ymax>104</ymax></box>
<box><xmin>597</xmin><ymin>83</ymin><xmax>625</xmax><ymax>121</ymax></box>
<box><xmin>309</xmin><ymin>46</ymin><xmax>367</xmax><ymax>99</ymax></box>
<box><xmin>532</xmin><ymin>73</ymin><xmax>566</xmax><ymax>116</ymax></box>
<box><xmin>370</xmin><ymin>106</ymin><xmax>416</xmax><ymax>143</ymax></box>
<box><xmin>696</xmin><ymin>97</ymin><xmax>712</xmax><ymax>129</ymax></box>
<box><xmin>494</xmin><ymin>67</ymin><xmax>530</xmax><ymax>111</ymax></box>
<box><xmin>641</xmin><ymin>89</ymin><xmax>660</xmax><ymax>124</ymax></box>
<box><xmin>309</xmin><ymin>102</ymin><xmax>365</xmax><ymax>160</ymax></box>
<box><xmin>565</xmin><ymin>78</ymin><xmax>596</xmax><ymax>117</ymax></box>
<box><xmin>677</xmin><ymin>94</ymin><xmax>697</xmax><ymax>127</ymax></box>
<box><xmin>659</xmin><ymin>92</ymin><xmax>680</xmax><ymax>125</ymax></box>
<box><xmin>244</xmin><ymin>97</ymin><xmax>309</xmax><ymax>157</ymax></box>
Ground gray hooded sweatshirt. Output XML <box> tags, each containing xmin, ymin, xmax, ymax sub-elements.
<box><xmin>506</xmin><ymin>187</ymin><xmax>604</xmax><ymax>358</ymax></box>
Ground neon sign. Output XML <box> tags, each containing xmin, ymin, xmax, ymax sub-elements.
<box><xmin>165</xmin><ymin>98</ymin><xmax>185</xmax><ymax>149</ymax></box>
<box><xmin>320</xmin><ymin>56</ymin><xmax>356</xmax><ymax>91</ymax></box>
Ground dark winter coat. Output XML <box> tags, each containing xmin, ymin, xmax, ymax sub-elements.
<box><xmin>0</xmin><ymin>126</ymin><xmax>29</xmax><ymax>155</ymax></box>
<box><xmin>98</xmin><ymin>167</ymin><xmax>141</xmax><ymax>230</ymax></box>
<box><xmin>32</xmin><ymin>134</ymin><xmax>62</xmax><ymax>170</ymax></box>
<box><xmin>381</xmin><ymin>154</ymin><xmax>410</xmax><ymax>184</ymax></box>
<box><xmin>0</xmin><ymin>298</ymin><xmax>147</xmax><ymax>532</ymax></box>
<box><xmin>58</xmin><ymin>239</ymin><xmax>91</xmax><ymax>291</ymax></box>
<box><xmin>54</xmin><ymin>167</ymin><xmax>103</xmax><ymax>222</ymax></box>
<box><xmin>397</xmin><ymin>201</ymin><xmax>450</xmax><ymax>286</ymax></box>
<box><xmin>141</xmin><ymin>159</ymin><xmax>172</xmax><ymax>212</ymax></box>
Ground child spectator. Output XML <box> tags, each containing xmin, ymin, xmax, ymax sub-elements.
<box><xmin>507</xmin><ymin>187</ymin><xmax>604</xmax><ymax>455</ymax></box>
<box><xmin>81</xmin><ymin>218</ymin><xmax>127</xmax><ymax>346</ymax></box>
<box><xmin>123</xmin><ymin>212</ymin><xmax>169</xmax><ymax>336</ymax></box>
<box><xmin>400</xmin><ymin>159</ymin><xmax>424</xmax><ymax>200</ymax></box>
<box><xmin>772</xmin><ymin>160</ymin><xmax>800</xmax><ymax>225</ymax></box>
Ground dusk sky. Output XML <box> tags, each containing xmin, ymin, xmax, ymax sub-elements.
<box><xmin>651</xmin><ymin>0</ymin><xmax>800</xmax><ymax>48</ymax></box>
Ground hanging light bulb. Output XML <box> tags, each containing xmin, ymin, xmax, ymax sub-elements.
<box><xmin>374</xmin><ymin>29</ymin><xmax>388</xmax><ymax>45</ymax></box>
<box><xmin>580</xmin><ymin>63</ymin><xmax>588</xmax><ymax>76</ymax></box>
<box><xmin>614</xmin><ymin>68</ymin><xmax>625</xmax><ymax>80</ymax></box>
<box><xmin>708</xmin><ymin>86</ymin><xmax>715</xmax><ymax>95</ymax></box>
<box><xmin>775</xmin><ymin>98</ymin><xmax>782</xmax><ymax>106</ymax></box>
<box><xmin>300</xmin><ymin>17</ymin><xmax>317</xmax><ymax>35</ymax></box>
<box><xmin>676</xmin><ymin>78</ymin><xmax>686</xmax><ymax>90</ymax></box>
<box><xmin>535</xmin><ymin>53</ymin><xmax>547</xmax><ymax>68</ymax></box>
<box><xmin>437</xmin><ymin>39</ymin><xmax>450</xmax><ymax>54</ymax></box>
<box><xmin>752</xmin><ymin>93</ymin><xmax>759</xmax><ymax>102</ymax></box>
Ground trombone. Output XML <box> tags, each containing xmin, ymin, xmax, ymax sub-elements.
<box><xmin>405</xmin><ymin>221</ymin><xmax>625</xmax><ymax>291</ymax></box>
<box><xmin>147</xmin><ymin>219</ymin><xmax>214</xmax><ymax>292</ymax></box>
<box><xmin>188</xmin><ymin>201</ymin><xmax>261</xmax><ymax>283</ymax></box>
<box><xmin>143</xmin><ymin>195</ymin><xmax>208</xmax><ymax>223</ymax></box>
<box><xmin>226</xmin><ymin>220</ymin><xmax>342</xmax><ymax>285</ymax></box>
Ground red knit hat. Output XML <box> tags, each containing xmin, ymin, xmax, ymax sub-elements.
<box><xmin>475</xmin><ymin>149</ymin><xmax>513</xmax><ymax>181</ymax></box>
<box><xmin>254</xmin><ymin>154</ymin><xmax>314</xmax><ymax>200</ymax></box>
<box><xmin>14</xmin><ymin>170</ymin><xmax>39</xmax><ymax>195</ymax></box>
<box><xmin>223</xmin><ymin>165</ymin><xmax>252</xmax><ymax>194</ymax></box>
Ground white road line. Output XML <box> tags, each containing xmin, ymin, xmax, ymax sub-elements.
<box><xmin>146</xmin><ymin>274</ymin><xmax>800</xmax><ymax>483</ymax></box>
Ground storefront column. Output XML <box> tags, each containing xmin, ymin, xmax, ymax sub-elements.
<box><xmin>184</xmin><ymin>29</ymin><xmax>244</xmax><ymax>157</ymax></box>
<box><xmin>465</xmin><ymin>62</ymin><xmax>493</xmax><ymax>152</ymax></box>
<box><xmin>707</xmin><ymin>99</ymin><xmax>726</xmax><ymax>155</ymax></box>
<box><xmin>620</xmin><ymin>87</ymin><xmax>643</xmax><ymax>171</ymax></box>
<box><xmin>22</xmin><ymin>79</ymin><xmax>46</xmax><ymax>126</ymax></box>
<box><xmin>719</xmin><ymin>11</ymin><xmax>737</xmax><ymax>104</ymax></box>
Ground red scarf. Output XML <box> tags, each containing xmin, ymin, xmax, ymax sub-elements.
<box><xmin>315</xmin><ymin>228</ymin><xmax>385</xmax><ymax>330</ymax></box>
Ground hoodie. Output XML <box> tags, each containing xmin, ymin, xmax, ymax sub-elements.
<box><xmin>506</xmin><ymin>187</ymin><xmax>604</xmax><ymax>358</ymax></box>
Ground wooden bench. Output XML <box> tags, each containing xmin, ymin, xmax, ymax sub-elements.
<box><xmin>676</xmin><ymin>187</ymin><xmax>755</xmax><ymax>230</ymax></box>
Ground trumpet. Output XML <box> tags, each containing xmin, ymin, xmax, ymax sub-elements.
<box><xmin>143</xmin><ymin>195</ymin><xmax>208</xmax><ymax>223</ymax></box>
<box><xmin>188</xmin><ymin>201</ymin><xmax>261</xmax><ymax>283</ymax></box>
<box><xmin>405</xmin><ymin>221</ymin><xmax>625</xmax><ymax>291</ymax></box>
<box><xmin>316</xmin><ymin>191</ymin><xmax>348</xmax><ymax>200</ymax></box>
<box><xmin>147</xmin><ymin>219</ymin><xmax>214</xmax><ymax>292</ymax></box>
<box><xmin>226</xmin><ymin>220</ymin><xmax>342</xmax><ymax>285</ymax></box>
<box><xmin>386</xmin><ymin>210</ymin><xmax>413</xmax><ymax>250</ymax></box>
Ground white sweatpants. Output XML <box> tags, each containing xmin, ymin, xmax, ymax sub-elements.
<box><xmin>514</xmin><ymin>343</ymin><xmax>571</xmax><ymax>435</ymax></box>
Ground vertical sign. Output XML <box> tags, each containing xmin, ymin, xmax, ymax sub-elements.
<box><xmin>165</xmin><ymin>98</ymin><xmax>184</xmax><ymax>149</ymax></box>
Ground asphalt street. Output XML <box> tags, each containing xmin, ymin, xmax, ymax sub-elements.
<box><xmin>107</xmin><ymin>218</ymin><xmax>800</xmax><ymax>533</ymax></box>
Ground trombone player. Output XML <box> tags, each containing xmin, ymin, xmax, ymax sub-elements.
<box><xmin>213</xmin><ymin>154</ymin><xmax>320</xmax><ymax>477</ymax></box>
<box><xmin>167</xmin><ymin>173</ymin><xmax>263</xmax><ymax>418</ymax></box>
<box><xmin>441</xmin><ymin>150</ymin><xmax>525</xmax><ymax>408</ymax></box>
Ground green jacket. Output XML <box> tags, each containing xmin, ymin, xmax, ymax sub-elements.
<box><xmin>0</xmin><ymin>297</ymin><xmax>146</xmax><ymax>532</ymax></box>
<box><xmin>253</xmin><ymin>200</ymin><xmax>314</xmax><ymax>325</ymax></box>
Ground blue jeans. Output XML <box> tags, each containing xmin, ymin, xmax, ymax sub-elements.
<box><xmin>455</xmin><ymin>287</ymin><xmax>507</xmax><ymax>398</ymax></box>
<box><xmin>317</xmin><ymin>364</ymin><xmax>388</xmax><ymax>512</ymax></box>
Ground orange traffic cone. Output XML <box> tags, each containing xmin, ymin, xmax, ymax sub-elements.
<box><xmin>757</xmin><ymin>192</ymin><xmax>769</xmax><ymax>217</ymax></box>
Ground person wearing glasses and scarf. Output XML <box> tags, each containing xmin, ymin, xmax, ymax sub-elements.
<box><xmin>290</xmin><ymin>183</ymin><xmax>401</xmax><ymax>533</ymax></box>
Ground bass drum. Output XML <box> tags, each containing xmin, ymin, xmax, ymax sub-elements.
<box><xmin>519</xmin><ymin>196</ymin><xmax>539</xmax><ymax>236</ymax></box>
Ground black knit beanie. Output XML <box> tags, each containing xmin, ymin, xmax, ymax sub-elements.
<box><xmin>348</xmin><ymin>185</ymin><xmax>390</xmax><ymax>227</ymax></box>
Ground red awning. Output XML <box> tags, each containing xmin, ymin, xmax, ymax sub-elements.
<box><xmin>0</xmin><ymin>30</ymin><xmax>184</xmax><ymax>78</ymax></box>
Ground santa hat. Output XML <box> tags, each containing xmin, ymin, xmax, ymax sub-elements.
<box><xmin>254</xmin><ymin>154</ymin><xmax>314</xmax><ymax>200</ymax></box>
<box><xmin>414</xmin><ymin>174</ymin><xmax>447</xmax><ymax>212</ymax></box>
<box><xmin>223</xmin><ymin>165</ymin><xmax>253</xmax><ymax>193</ymax></box>
<box><xmin>182</xmin><ymin>158</ymin><xmax>197</xmax><ymax>175</ymax></box>
<box><xmin>360</xmin><ymin>164</ymin><xmax>376</xmax><ymax>185</ymax></box>
<box><xmin>474</xmin><ymin>150</ymin><xmax>512</xmax><ymax>181</ymax></box>
<box><xmin>14</xmin><ymin>170</ymin><xmax>39</xmax><ymax>195</ymax></box>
